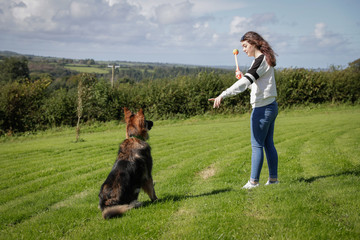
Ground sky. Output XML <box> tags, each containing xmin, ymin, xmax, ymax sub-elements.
<box><xmin>1</xmin><ymin>0</ymin><xmax>360</xmax><ymax>69</ymax></box>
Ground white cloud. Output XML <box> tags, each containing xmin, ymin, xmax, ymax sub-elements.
<box><xmin>191</xmin><ymin>0</ymin><xmax>245</xmax><ymax>15</ymax></box>
<box><xmin>129</xmin><ymin>0</ymin><xmax>245</xmax><ymax>20</ymax></box>
<box><xmin>0</xmin><ymin>0</ymin><xmax>153</xmax><ymax>43</ymax></box>
<box><xmin>230</xmin><ymin>13</ymin><xmax>277</xmax><ymax>35</ymax></box>
<box><xmin>230</xmin><ymin>16</ymin><xmax>250</xmax><ymax>35</ymax></box>
<box><xmin>1</xmin><ymin>0</ymin><xmax>214</xmax><ymax>48</ymax></box>
<box><xmin>313</xmin><ymin>22</ymin><xmax>344</xmax><ymax>48</ymax></box>
<box><xmin>104</xmin><ymin>0</ymin><xmax>122</xmax><ymax>7</ymax></box>
<box><xmin>0</xmin><ymin>0</ymin><xmax>225</xmax><ymax>49</ymax></box>
<box><xmin>301</xmin><ymin>22</ymin><xmax>347</xmax><ymax>51</ymax></box>
<box><xmin>70</xmin><ymin>1</ymin><xmax>93</xmax><ymax>19</ymax></box>
<box><xmin>11</xmin><ymin>1</ymin><xmax>29</xmax><ymax>21</ymax></box>
<box><xmin>314</xmin><ymin>22</ymin><xmax>326</xmax><ymax>39</ymax></box>
<box><xmin>154</xmin><ymin>1</ymin><xmax>194</xmax><ymax>25</ymax></box>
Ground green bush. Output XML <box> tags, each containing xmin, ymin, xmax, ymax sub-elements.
<box><xmin>40</xmin><ymin>88</ymin><xmax>77</xmax><ymax>127</ymax></box>
<box><xmin>0</xmin><ymin>78</ymin><xmax>50</xmax><ymax>134</ymax></box>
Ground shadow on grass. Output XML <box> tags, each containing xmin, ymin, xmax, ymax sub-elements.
<box><xmin>142</xmin><ymin>187</ymin><xmax>233</xmax><ymax>207</ymax></box>
<box><xmin>298</xmin><ymin>169</ymin><xmax>360</xmax><ymax>183</ymax></box>
<box><xmin>103</xmin><ymin>188</ymin><xmax>233</xmax><ymax>219</ymax></box>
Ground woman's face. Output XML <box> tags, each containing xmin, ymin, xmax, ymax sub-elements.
<box><xmin>241</xmin><ymin>40</ymin><xmax>256</xmax><ymax>57</ymax></box>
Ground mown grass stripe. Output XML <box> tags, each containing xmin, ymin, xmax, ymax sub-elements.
<box><xmin>0</xmin><ymin>136</ymin><xmax>118</xmax><ymax>166</ymax></box>
<box><xmin>0</xmin><ymin>167</ymin><xmax>108</xmax><ymax>229</ymax></box>
<box><xmin>0</xmin><ymin>148</ymin><xmax>114</xmax><ymax>192</ymax></box>
<box><xmin>299</xmin><ymin>128</ymin><xmax>359</xmax><ymax>179</ymax></box>
<box><xmin>334</xmin><ymin>127</ymin><xmax>360</xmax><ymax>165</ymax></box>
<box><xmin>0</xmin><ymin>188</ymin><xmax>100</xmax><ymax>240</ymax></box>
<box><xmin>0</xmin><ymin>141</ymin><xmax>114</xmax><ymax>169</ymax></box>
<box><xmin>0</xmin><ymin>156</ymin><xmax>111</xmax><ymax>204</ymax></box>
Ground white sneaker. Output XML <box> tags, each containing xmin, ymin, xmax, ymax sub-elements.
<box><xmin>242</xmin><ymin>180</ymin><xmax>259</xmax><ymax>189</ymax></box>
<box><xmin>265</xmin><ymin>180</ymin><xmax>279</xmax><ymax>185</ymax></box>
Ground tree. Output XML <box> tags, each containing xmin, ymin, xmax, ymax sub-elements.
<box><xmin>0</xmin><ymin>78</ymin><xmax>50</xmax><ymax>134</ymax></box>
<box><xmin>76</xmin><ymin>77</ymin><xmax>83</xmax><ymax>142</ymax></box>
<box><xmin>348</xmin><ymin>58</ymin><xmax>360</xmax><ymax>71</ymax></box>
<box><xmin>0</xmin><ymin>57</ymin><xmax>30</xmax><ymax>83</ymax></box>
<box><xmin>75</xmin><ymin>73</ymin><xmax>97</xmax><ymax>142</ymax></box>
<box><xmin>86</xmin><ymin>59</ymin><xmax>95</xmax><ymax>65</ymax></box>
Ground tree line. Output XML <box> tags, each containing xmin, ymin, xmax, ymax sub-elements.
<box><xmin>0</xmin><ymin>56</ymin><xmax>359</xmax><ymax>135</ymax></box>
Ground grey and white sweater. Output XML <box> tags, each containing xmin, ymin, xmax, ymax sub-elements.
<box><xmin>220</xmin><ymin>54</ymin><xmax>277</xmax><ymax>108</ymax></box>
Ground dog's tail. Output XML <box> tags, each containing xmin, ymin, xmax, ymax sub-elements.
<box><xmin>102</xmin><ymin>204</ymin><xmax>134</xmax><ymax>219</ymax></box>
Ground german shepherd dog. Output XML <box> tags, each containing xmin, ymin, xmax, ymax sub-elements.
<box><xmin>98</xmin><ymin>108</ymin><xmax>157</xmax><ymax>219</ymax></box>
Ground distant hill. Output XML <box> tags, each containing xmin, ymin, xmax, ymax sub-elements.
<box><xmin>0</xmin><ymin>50</ymin><xmax>236</xmax><ymax>84</ymax></box>
<box><xmin>0</xmin><ymin>50</ymin><xmax>22</xmax><ymax>57</ymax></box>
<box><xmin>0</xmin><ymin>50</ymin><xmax>235</xmax><ymax>70</ymax></box>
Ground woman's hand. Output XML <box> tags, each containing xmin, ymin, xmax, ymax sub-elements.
<box><xmin>208</xmin><ymin>96</ymin><xmax>222</xmax><ymax>108</ymax></box>
<box><xmin>235</xmin><ymin>70</ymin><xmax>243</xmax><ymax>79</ymax></box>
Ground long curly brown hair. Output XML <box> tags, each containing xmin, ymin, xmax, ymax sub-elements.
<box><xmin>241</xmin><ymin>31</ymin><xmax>277</xmax><ymax>67</ymax></box>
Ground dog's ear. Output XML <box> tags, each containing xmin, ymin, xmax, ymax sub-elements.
<box><xmin>124</xmin><ymin>107</ymin><xmax>132</xmax><ymax>123</ymax></box>
<box><xmin>136</xmin><ymin>108</ymin><xmax>145</xmax><ymax>127</ymax></box>
<box><xmin>137</xmin><ymin>108</ymin><xmax>144</xmax><ymax>117</ymax></box>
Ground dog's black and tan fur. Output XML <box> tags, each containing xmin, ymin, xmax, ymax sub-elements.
<box><xmin>98</xmin><ymin>108</ymin><xmax>157</xmax><ymax>219</ymax></box>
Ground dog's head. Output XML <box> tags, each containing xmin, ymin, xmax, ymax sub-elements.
<box><xmin>124</xmin><ymin>107</ymin><xmax>153</xmax><ymax>140</ymax></box>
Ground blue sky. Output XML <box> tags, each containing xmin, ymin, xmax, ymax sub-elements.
<box><xmin>1</xmin><ymin>0</ymin><xmax>359</xmax><ymax>69</ymax></box>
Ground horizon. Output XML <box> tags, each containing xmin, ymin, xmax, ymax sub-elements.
<box><xmin>1</xmin><ymin>50</ymin><xmax>343</xmax><ymax>71</ymax></box>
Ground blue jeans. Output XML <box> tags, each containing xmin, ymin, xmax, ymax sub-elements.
<box><xmin>250</xmin><ymin>101</ymin><xmax>278</xmax><ymax>182</ymax></box>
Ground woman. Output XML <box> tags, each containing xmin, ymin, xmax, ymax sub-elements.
<box><xmin>209</xmin><ymin>31</ymin><xmax>279</xmax><ymax>189</ymax></box>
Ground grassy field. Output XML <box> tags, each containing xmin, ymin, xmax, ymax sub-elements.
<box><xmin>64</xmin><ymin>64</ymin><xmax>110</xmax><ymax>74</ymax></box>
<box><xmin>0</xmin><ymin>105</ymin><xmax>359</xmax><ymax>239</ymax></box>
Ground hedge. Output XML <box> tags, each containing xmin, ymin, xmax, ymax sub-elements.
<box><xmin>1</xmin><ymin>67</ymin><xmax>359</xmax><ymax>134</ymax></box>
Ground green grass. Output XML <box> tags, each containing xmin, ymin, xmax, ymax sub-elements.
<box><xmin>64</xmin><ymin>64</ymin><xmax>110</xmax><ymax>74</ymax></box>
<box><xmin>1</xmin><ymin>105</ymin><xmax>359</xmax><ymax>239</ymax></box>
